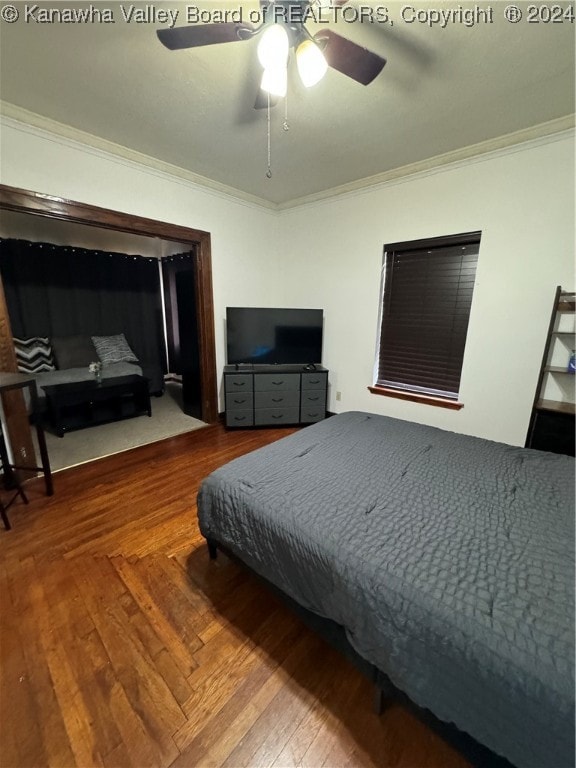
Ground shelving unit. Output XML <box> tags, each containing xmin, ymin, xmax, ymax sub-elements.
<box><xmin>526</xmin><ymin>286</ymin><xmax>575</xmax><ymax>455</ymax></box>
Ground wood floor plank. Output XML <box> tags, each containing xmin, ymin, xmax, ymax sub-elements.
<box><xmin>152</xmin><ymin>556</ymin><xmax>223</xmax><ymax>653</ymax></box>
<box><xmin>110</xmin><ymin>554</ymin><xmax>201</xmax><ymax>678</ymax></box>
<box><xmin>219</xmin><ymin>636</ymin><xmax>332</xmax><ymax>768</ymax></box>
<box><xmin>270</xmin><ymin>649</ymin><xmax>361</xmax><ymax>768</ymax></box>
<box><xmin>45</xmin><ymin>640</ymin><xmax>108</xmax><ymax>768</ymax></box>
<box><xmin>0</xmin><ymin>562</ymin><xmax>45</xmax><ymax>768</ymax></box>
<box><xmin>70</xmin><ymin>555</ymin><xmax>183</xmax><ymax>765</ymax></box>
<box><xmin>174</xmin><ymin>605</ymin><xmax>303</xmax><ymax>751</ymax></box>
<box><xmin>0</xmin><ymin>423</ymin><xmax>473</xmax><ymax>768</ymax></box>
<box><xmin>299</xmin><ymin>676</ymin><xmax>371</xmax><ymax>768</ymax></box>
<box><xmin>99</xmin><ymin>665</ymin><xmax>172</xmax><ymax>768</ymax></box>
<box><xmin>5</xmin><ymin>557</ymin><xmax>77</xmax><ymax>767</ymax></box>
<box><xmin>173</xmin><ymin>618</ymin><xmax>317</xmax><ymax>767</ymax></box>
<box><xmin>0</xmin><ymin>615</ymin><xmax>50</xmax><ymax>768</ymax></box>
<box><xmin>31</xmin><ymin>560</ymin><xmax>111</xmax><ymax>767</ymax></box>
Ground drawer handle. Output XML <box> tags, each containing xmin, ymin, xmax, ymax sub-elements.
<box><xmin>233</xmin><ymin>381</ymin><xmax>245</xmax><ymax>387</ymax></box>
<box><xmin>272</xmin><ymin>397</ymin><xmax>283</xmax><ymax>403</ymax></box>
<box><xmin>272</xmin><ymin>380</ymin><xmax>284</xmax><ymax>386</ymax></box>
<box><xmin>234</xmin><ymin>415</ymin><xmax>247</xmax><ymax>421</ymax></box>
<box><xmin>307</xmin><ymin>396</ymin><xmax>320</xmax><ymax>402</ymax></box>
<box><xmin>309</xmin><ymin>379</ymin><xmax>320</xmax><ymax>384</ymax></box>
<box><xmin>307</xmin><ymin>412</ymin><xmax>319</xmax><ymax>417</ymax></box>
<box><xmin>272</xmin><ymin>414</ymin><xmax>284</xmax><ymax>419</ymax></box>
<box><xmin>233</xmin><ymin>399</ymin><xmax>246</xmax><ymax>404</ymax></box>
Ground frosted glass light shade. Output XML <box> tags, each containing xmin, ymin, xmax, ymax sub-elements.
<box><xmin>260</xmin><ymin>66</ymin><xmax>287</xmax><ymax>97</ymax></box>
<box><xmin>257</xmin><ymin>24</ymin><xmax>289</xmax><ymax>70</ymax></box>
<box><xmin>296</xmin><ymin>39</ymin><xmax>328</xmax><ymax>87</ymax></box>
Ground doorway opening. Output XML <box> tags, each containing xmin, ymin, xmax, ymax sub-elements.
<box><xmin>0</xmin><ymin>184</ymin><xmax>218</xmax><ymax>471</ymax></box>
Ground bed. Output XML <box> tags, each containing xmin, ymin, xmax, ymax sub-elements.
<box><xmin>197</xmin><ymin>411</ymin><xmax>575</xmax><ymax>768</ymax></box>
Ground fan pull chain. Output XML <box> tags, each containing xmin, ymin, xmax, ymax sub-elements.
<box><xmin>266</xmin><ymin>92</ymin><xmax>272</xmax><ymax>179</ymax></box>
<box><xmin>283</xmin><ymin>92</ymin><xmax>290</xmax><ymax>132</ymax></box>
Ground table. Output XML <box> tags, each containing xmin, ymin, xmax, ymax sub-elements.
<box><xmin>0</xmin><ymin>372</ymin><xmax>53</xmax><ymax>530</ymax></box>
<box><xmin>42</xmin><ymin>374</ymin><xmax>151</xmax><ymax>437</ymax></box>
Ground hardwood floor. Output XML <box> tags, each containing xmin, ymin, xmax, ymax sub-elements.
<box><xmin>1</xmin><ymin>424</ymin><xmax>471</xmax><ymax>768</ymax></box>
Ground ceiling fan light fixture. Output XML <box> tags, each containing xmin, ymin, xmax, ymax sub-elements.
<box><xmin>261</xmin><ymin>66</ymin><xmax>288</xmax><ymax>98</ymax></box>
<box><xmin>257</xmin><ymin>23</ymin><xmax>289</xmax><ymax>70</ymax></box>
<box><xmin>296</xmin><ymin>39</ymin><xmax>328</xmax><ymax>87</ymax></box>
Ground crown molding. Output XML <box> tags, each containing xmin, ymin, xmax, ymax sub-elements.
<box><xmin>1</xmin><ymin>101</ymin><xmax>573</xmax><ymax>213</ymax></box>
<box><xmin>0</xmin><ymin>101</ymin><xmax>278</xmax><ymax>212</ymax></box>
<box><xmin>278</xmin><ymin>114</ymin><xmax>576</xmax><ymax>211</ymax></box>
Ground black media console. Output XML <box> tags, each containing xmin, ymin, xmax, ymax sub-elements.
<box><xmin>42</xmin><ymin>375</ymin><xmax>151</xmax><ymax>437</ymax></box>
<box><xmin>223</xmin><ymin>365</ymin><xmax>328</xmax><ymax>427</ymax></box>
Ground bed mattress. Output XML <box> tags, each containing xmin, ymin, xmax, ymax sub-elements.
<box><xmin>197</xmin><ymin>411</ymin><xmax>575</xmax><ymax>768</ymax></box>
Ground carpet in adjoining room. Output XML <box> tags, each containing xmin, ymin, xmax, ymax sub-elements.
<box><xmin>36</xmin><ymin>383</ymin><xmax>206</xmax><ymax>472</ymax></box>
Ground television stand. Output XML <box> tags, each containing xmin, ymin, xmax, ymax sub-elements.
<box><xmin>223</xmin><ymin>364</ymin><xmax>328</xmax><ymax>428</ymax></box>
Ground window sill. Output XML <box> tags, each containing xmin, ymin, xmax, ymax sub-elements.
<box><xmin>368</xmin><ymin>385</ymin><xmax>464</xmax><ymax>410</ymax></box>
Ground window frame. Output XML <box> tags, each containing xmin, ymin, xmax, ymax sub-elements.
<box><xmin>370</xmin><ymin>231</ymin><xmax>481</xmax><ymax>409</ymax></box>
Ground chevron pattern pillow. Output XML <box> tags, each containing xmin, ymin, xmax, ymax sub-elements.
<box><xmin>13</xmin><ymin>336</ymin><xmax>56</xmax><ymax>374</ymax></box>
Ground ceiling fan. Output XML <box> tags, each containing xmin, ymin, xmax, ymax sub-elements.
<box><xmin>157</xmin><ymin>0</ymin><xmax>386</xmax><ymax>107</ymax></box>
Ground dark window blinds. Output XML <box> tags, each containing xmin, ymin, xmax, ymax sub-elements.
<box><xmin>377</xmin><ymin>232</ymin><xmax>481</xmax><ymax>399</ymax></box>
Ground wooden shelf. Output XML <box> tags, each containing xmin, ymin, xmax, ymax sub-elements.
<box><xmin>536</xmin><ymin>399</ymin><xmax>576</xmax><ymax>415</ymax></box>
<box><xmin>527</xmin><ymin>287</ymin><xmax>576</xmax><ymax>454</ymax></box>
<box><xmin>544</xmin><ymin>366</ymin><xmax>575</xmax><ymax>374</ymax></box>
<box><xmin>558</xmin><ymin>295</ymin><xmax>575</xmax><ymax>312</ymax></box>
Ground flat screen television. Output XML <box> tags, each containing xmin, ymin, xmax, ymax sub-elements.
<box><xmin>226</xmin><ymin>307</ymin><xmax>323</xmax><ymax>366</ymax></box>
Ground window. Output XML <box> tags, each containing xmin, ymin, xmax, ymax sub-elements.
<box><xmin>372</xmin><ymin>231</ymin><xmax>481</xmax><ymax>407</ymax></box>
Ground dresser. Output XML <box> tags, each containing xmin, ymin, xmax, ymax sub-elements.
<box><xmin>224</xmin><ymin>365</ymin><xmax>328</xmax><ymax>427</ymax></box>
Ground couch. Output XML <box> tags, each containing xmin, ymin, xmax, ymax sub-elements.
<box><xmin>13</xmin><ymin>333</ymin><xmax>164</xmax><ymax>407</ymax></box>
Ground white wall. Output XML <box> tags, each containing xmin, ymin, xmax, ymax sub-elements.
<box><xmin>279</xmin><ymin>133</ymin><xmax>575</xmax><ymax>445</ymax></box>
<box><xmin>1</xmin><ymin>118</ymin><xmax>574</xmax><ymax>445</ymax></box>
<box><xmin>0</xmin><ymin>119</ymin><xmax>283</xmax><ymax>402</ymax></box>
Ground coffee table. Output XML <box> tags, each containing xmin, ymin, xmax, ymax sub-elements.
<box><xmin>42</xmin><ymin>375</ymin><xmax>151</xmax><ymax>437</ymax></box>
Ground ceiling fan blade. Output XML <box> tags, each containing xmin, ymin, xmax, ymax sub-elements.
<box><xmin>157</xmin><ymin>22</ymin><xmax>255</xmax><ymax>50</ymax></box>
<box><xmin>314</xmin><ymin>29</ymin><xmax>386</xmax><ymax>85</ymax></box>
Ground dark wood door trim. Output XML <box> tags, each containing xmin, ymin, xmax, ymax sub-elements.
<box><xmin>0</xmin><ymin>183</ymin><xmax>218</xmax><ymax>424</ymax></box>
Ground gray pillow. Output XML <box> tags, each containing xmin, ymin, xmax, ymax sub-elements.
<box><xmin>52</xmin><ymin>335</ymin><xmax>97</xmax><ymax>369</ymax></box>
<box><xmin>91</xmin><ymin>333</ymin><xmax>138</xmax><ymax>365</ymax></box>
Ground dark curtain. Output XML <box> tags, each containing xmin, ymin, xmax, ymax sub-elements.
<box><xmin>161</xmin><ymin>251</ymin><xmax>202</xmax><ymax>418</ymax></box>
<box><xmin>0</xmin><ymin>238</ymin><xmax>167</xmax><ymax>379</ymax></box>
<box><xmin>161</xmin><ymin>252</ymin><xmax>198</xmax><ymax>375</ymax></box>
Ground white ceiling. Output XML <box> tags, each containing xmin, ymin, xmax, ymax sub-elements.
<box><xmin>1</xmin><ymin>1</ymin><xmax>574</xmax><ymax>206</ymax></box>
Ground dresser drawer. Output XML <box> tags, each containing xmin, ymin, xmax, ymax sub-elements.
<box><xmin>226</xmin><ymin>409</ymin><xmax>254</xmax><ymax>427</ymax></box>
<box><xmin>225</xmin><ymin>374</ymin><xmax>253</xmax><ymax>393</ymax></box>
<box><xmin>301</xmin><ymin>372</ymin><xmax>328</xmax><ymax>390</ymax></box>
<box><xmin>301</xmin><ymin>391</ymin><xmax>325</xmax><ymax>407</ymax></box>
<box><xmin>300</xmin><ymin>408</ymin><xmax>326</xmax><ymax>424</ymax></box>
<box><xmin>254</xmin><ymin>407</ymin><xmax>300</xmax><ymax>425</ymax></box>
<box><xmin>255</xmin><ymin>391</ymin><xmax>300</xmax><ymax>409</ymax></box>
<box><xmin>226</xmin><ymin>392</ymin><xmax>254</xmax><ymax>411</ymax></box>
<box><xmin>254</xmin><ymin>373</ymin><xmax>300</xmax><ymax>392</ymax></box>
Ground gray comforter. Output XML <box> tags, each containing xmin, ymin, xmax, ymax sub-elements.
<box><xmin>197</xmin><ymin>411</ymin><xmax>575</xmax><ymax>768</ymax></box>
